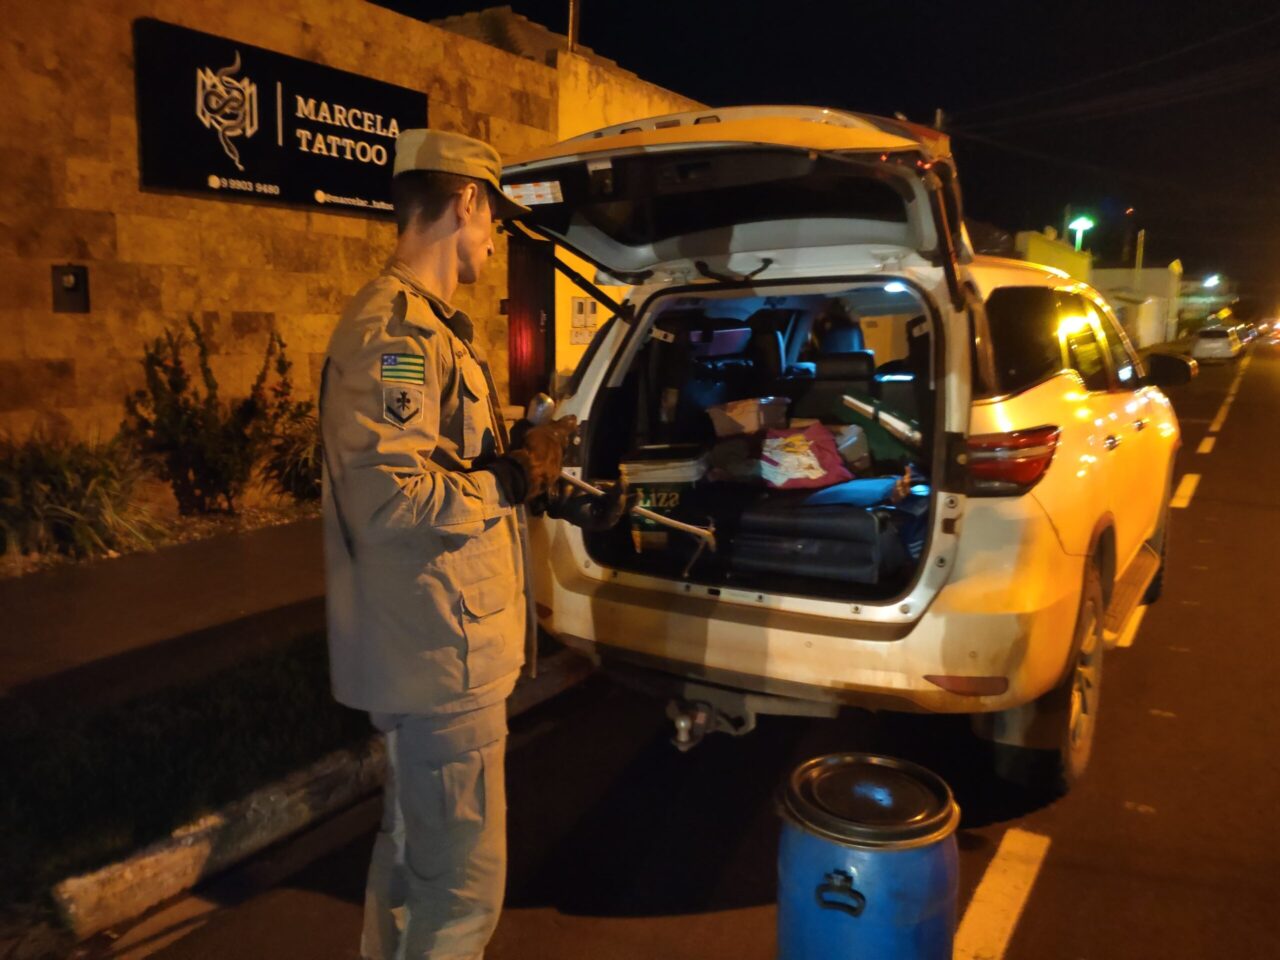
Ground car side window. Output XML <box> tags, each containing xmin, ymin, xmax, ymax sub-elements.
<box><xmin>1057</xmin><ymin>294</ymin><xmax>1110</xmax><ymax>392</ymax></box>
<box><xmin>1091</xmin><ymin>304</ymin><xmax>1141</xmax><ymax>389</ymax></box>
<box><xmin>983</xmin><ymin>286</ymin><xmax>1064</xmax><ymax>395</ymax></box>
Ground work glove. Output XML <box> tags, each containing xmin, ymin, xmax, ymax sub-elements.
<box><xmin>486</xmin><ymin>415</ymin><xmax>578</xmax><ymax>504</ymax></box>
<box><xmin>543</xmin><ymin>477</ymin><xmax>636</xmax><ymax>531</ymax></box>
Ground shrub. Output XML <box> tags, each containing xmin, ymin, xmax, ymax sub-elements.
<box><xmin>123</xmin><ymin>319</ymin><xmax>290</xmax><ymax>515</ymax></box>
<box><xmin>257</xmin><ymin>321</ymin><xmax>322</xmax><ymax>504</ymax></box>
<box><xmin>263</xmin><ymin>408</ymin><xmax>322</xmax><ymax>502</ymax></box>
<box><xmin>261</xmin><ymin>338</ymin><xmax>322</xmax><ymax>503</ymax></box>
<box><xmin>0</xmin><ymin>431</ymin><xmax>154</xmax><ymax>559</ymax></box>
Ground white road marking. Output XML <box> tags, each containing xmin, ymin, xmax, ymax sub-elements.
<box><xmin>955</xmin><ymin>829</ymin><xmax>1052</xmax><ymax>960</ymax></box>
<box><xmin>1149</xmin><ymin>709</ymin><xmax>1177</xmax><ymax>718</ymax></box>
<box><xmin>1116</xmin><ymin>605</ymin><xmax>1147</xmax><ymax>648</ymax></box>
<box><xmin>1208</xmin><ymin>402</ymin><xmax>1230</xmax><ymax>433</ymax></box>
<box><xmin>1170</xmin><ymin>473</ymin><xmax>1200</xmax><ymax>509</ymax></box>
<box><xmin>1197</xmin><ymin>436</ymin><xmax>1216</xmax><ymax>455</ymax></box>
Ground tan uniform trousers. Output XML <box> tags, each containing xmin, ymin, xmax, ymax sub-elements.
<box><xmin>363</xmin><ymin>703</ymin><xmax>507</xmax><ymax>960</ymax></box>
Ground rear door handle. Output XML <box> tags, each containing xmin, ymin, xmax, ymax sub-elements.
<box><xmin>1104</xmin><ymin>435</ymin><xmax>1122</xmax><ymax>451</ymax></box>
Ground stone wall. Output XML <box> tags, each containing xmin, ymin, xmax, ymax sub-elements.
<box><xmin>1</xmin><ymin>0</ymin><xmax>566</xmax><ymax>437</ymax></box>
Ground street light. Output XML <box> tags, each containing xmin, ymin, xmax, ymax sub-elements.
<box><xmin>1068</xmin><ymin>216</ymin><xmax>1095</xmax><ymax>252</ymax></box>
<box><xmin>1204</xmin><ymin>274</ymin><xmax>1221</xmax><ymax>288</ymax></box>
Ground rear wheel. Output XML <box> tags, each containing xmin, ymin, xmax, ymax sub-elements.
<box><xmin>1051</xmin><ymin>564</ymin><xmax>1105</xmax><ymax>787</ymax></box>
<box><xmin>1144</xmin><ymin>493</ymin><xmax>1171</xmax><ymax>605</ymax></box>
<box><xmin>980</xmin><ymin>563</ymin><xmax>1105</xmax><ymax>795</ymax></box>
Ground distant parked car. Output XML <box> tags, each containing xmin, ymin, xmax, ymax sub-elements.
<box><xmin>1191</xmin><ymin>326</ymin><xmax>1242</xmax><ymax>361</ymax></box>
<box><xmin>1235</xmin><ymin>323</ymin><xmax>1257</xmax><ymax>344</ymax></box>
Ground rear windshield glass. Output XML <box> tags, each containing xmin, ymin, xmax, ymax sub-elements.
<box><xmin>984</xmin><ymin>287</ymin><xmax>1065</xmax><ymax>395</ymax></box>
<box><xmin>509</xmin><ymin>149</ymin><xmax>909</xmax><ymax>249</ymax></box>
<box><xmin>1199</xmin><ymin>329</ymin><xmax>1228</xmax><ymax>338</ymax></box>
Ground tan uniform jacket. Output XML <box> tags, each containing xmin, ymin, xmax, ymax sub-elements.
<box><xmin>320</xmin><ymin>260</ymin><xmax>526</xmax><ymax>716</ymax></box>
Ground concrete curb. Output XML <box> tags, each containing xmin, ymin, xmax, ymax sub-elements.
<box><xmin>52</xmin><ymin>738</ymin><xmax>387</xmax><ymax>940</ymax></box>
<box><xmin>51</xmin><ymin>648</ymin><xmax>594</xmax><ymax>941</ymax></box>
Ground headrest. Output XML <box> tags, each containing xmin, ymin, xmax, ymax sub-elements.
<box><xmin>813</xmin><ymin>351</ymin><xmax>874</xmax><ymax>381</ymax></box>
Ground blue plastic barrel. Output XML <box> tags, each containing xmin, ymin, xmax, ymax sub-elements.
<box><xmin>777</xmin><ymin>753</ymin><xmax>960</xmax><ymax>960</ymax></box>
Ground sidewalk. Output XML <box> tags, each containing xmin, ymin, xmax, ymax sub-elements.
<box><xmin>0</xmin><ymin>519</ymin><xmax>325</xmax><ymax>713</ymax></box>
<box><xmin>0</xmin><ymin>517</ymin><xmax>592</xmax><ymax>949</ymax></box>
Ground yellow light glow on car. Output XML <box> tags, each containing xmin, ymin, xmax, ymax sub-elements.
<box><xmin>1057</xmin><ymin>314</ymin><xmax>1090</xmax><ymax>338</ymax></box>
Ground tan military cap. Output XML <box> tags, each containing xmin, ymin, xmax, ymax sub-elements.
<box><xmin>394</xmin><ymin>128</ymin><xmax>531</xmax><ymax>219</ymax></box>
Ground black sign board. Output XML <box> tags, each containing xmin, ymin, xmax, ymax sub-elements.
<box><xmin>132</xmin><ymin>18</ymin><xmax>427</xmax><ymax>217</ymax></box>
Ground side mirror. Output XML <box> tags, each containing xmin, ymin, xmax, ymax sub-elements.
<box><xmin>1145</xmin><ymin>352</ymin><xmax>1197</xmax><ymax>387</ymax></box>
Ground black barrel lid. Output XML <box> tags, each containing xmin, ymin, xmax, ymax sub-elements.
<box><xmin>782</xmin><ymin>753</ymin><xmax>959</xmax><ymax>848</ymax></box>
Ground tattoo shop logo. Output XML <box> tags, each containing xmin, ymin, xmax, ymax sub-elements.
<box><xmin>196</xmin><ymin>51</ymin><xmax>258</xmax><ymax>171</ymax></box>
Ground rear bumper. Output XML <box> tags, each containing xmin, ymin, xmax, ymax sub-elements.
<box><xmin>535</xmin><ymin>497</ymin><xmax>1084</xmax><ymax>714</ymax></box>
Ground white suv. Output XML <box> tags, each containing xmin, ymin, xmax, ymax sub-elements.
<box><xmin>503</xmin><ymin>107</ymin><xmax>1195</xmax><ymax>789</ymax></box>
<box><xmin>1190</xmin><ymin>325</ymin><xmax>1242</xmax><ymax>361</ymax></box>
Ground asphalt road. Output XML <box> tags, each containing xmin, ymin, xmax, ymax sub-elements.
<box><xmin>99</xmin><ymin>339</ymin><xmax>1280</xmax><ymax>960</ymax></box>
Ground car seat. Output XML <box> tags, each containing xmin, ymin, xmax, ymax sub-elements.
<box><xmin>789</xmin><ymin>350</ymin><xmax>876</xmax><ymax>419</ymax></box>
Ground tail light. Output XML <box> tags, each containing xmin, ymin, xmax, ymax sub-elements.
<box><xmin>965</xmin><ymin>425</ymin><xmax>1060</xmax><ymax>496</ymax></box>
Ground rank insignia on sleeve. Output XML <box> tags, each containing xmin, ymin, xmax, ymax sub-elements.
<box><xmin>381</xmin><ymin>353</ymin><xmax>425</xmax><ymax>385</ymax></box>
<box><xmin>383</xmin><ymin>386</ymin><xmax>423</xmax><ymax>428</ymax></box>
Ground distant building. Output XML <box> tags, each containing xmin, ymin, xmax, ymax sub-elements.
<box><xmin>1092</xmin><ymin>263</ymin><xmax>1183</xmax><ymax>347</ymax></box>
<box><xmin>1177</xmin><ymin>274</ymin><xmax>1238</xmax><ymax>329</ymax></box>
<box><xmin>1014</xmin><ymin>228</ymin><xmax>1092</xmax><ymax>282</ymax></box>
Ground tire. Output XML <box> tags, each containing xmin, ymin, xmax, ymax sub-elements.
<box><xmin>1144</xmin><ymin>495</ymin><xmax>1171</xmax><ymax>605</ymax></box>
<box><xmin>1144</xmin><ymin>533</ymin><xmax>1166</xmax><ymax>604</ymax></box>
<box><xmin>1042</xmin><ymin>563</ymin><xmax>1106</xmax><ymax>791</ymax></box>
<box><xmin>980</xmin><ymin>563</ymin><xmax>1106</xmax><ymax>796</ymax></box>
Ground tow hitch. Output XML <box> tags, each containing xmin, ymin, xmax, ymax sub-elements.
<box><xmin>666</xmin><ymin>699</ymin><xmax>755</xmax><ymax>752</ymax></box>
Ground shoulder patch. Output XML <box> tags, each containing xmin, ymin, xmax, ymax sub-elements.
<box><xmin>381</xmin><ymin>353</ymin><xmax>426</xmax><ymax>384</ymax></box>
<box><xmin>383</xmin><ymin>385</ymin><xmax>424</xmax><ymax>428</ymax></box>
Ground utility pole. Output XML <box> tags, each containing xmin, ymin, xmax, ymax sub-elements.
<box><xmin>1132</xmin><ymin>228</ymin><xmax>1145</xmax><ymax>290</ymax></box>
<box><xmin>567</xmin><ymin>0</ymin><xmax>580</xmax><ymax>53</ymax></box>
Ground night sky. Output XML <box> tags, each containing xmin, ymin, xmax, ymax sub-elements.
<box><xmin>382</xmin><ymin>0</ymin><xmax>1280</xmax><ymax>311</ymax></box>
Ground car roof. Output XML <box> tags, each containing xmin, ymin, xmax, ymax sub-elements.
<box><xmin>508</xmin><ymin>105</ymin><xmax>946</xmax><ymax>168</ymax></box>
<box><xmin>966</xmin><ymin>254</ymin><xmax>1098</xmax><ymax>296</ymax></box>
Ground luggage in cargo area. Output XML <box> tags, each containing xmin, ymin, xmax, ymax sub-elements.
<box><xmin>619</xmin><ymin>445</ymin><xmax>707</xmax><ymax>552</ymax></box>
<box><xmin>729</xmin><ymin>510</ymin><xmax>906</xmax><ymax>583</ymax></box>
<box><xmin>579</xmin><ymin>282</ymin><xmax>939</xmax><ymax>601</ymax></box>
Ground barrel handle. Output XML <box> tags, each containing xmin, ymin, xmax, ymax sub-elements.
<box><xmin>815</xmin><ymin>869</ymin><xmax>866</xmax><ymax>918</ymax></box>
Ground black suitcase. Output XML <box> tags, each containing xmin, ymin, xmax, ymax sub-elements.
<box><xmin>727</xmin><ymin>504</ymin><xmax>908</xmax><ymax>585</ymax></box>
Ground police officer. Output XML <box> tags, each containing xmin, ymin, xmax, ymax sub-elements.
<box><xmin>319</xmin><ymin>128</ymin><xmax>578</xmax><ymax>960</ymax></box>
